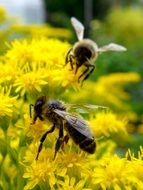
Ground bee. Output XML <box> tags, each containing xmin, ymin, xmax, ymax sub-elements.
<box><xmin>65</xmin><ymin>17</ymin><xmax>127</xmax><ymax>83</ymax></box>
<box><xmin>30</xmin><ymin>96</ymin><xmax>106</xmax><ymax>160</ymax></box>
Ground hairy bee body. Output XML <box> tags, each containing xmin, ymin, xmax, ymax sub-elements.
<box><xmin>72</xmin><ymin>39</ymin><xmax>98</xmax><ymax>63</ymax></box>
<box><xmin>65</xmin><ymin>17</ymin><xmax>126</xmax><ymax>83</ymax></box>
<box><xmin>44</xmin><ymin>100</ymin><xmax>66</xmax><ymax>124</ymax></box>
<box><xmin>31</xmin><ymin>96</ymin><xmax>96</xmax><ymax>159</ymax></box>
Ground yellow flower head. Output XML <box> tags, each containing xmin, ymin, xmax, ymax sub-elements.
<box><xmin>68</xmin><ymin>72</ymin><xmax>140</xmax><ymax>110</ymax></box>
<box><xmin>93</xmin><ymin>154</ymin><xmax>132</xmax><ymax>190</ymax></box>
<box><xmin>58</xmin><ymin>175</ymin><xmax>91</xmax><ymax>190</ymax></box>
<box><xmin>23</xmin><ymin>160</ymin><xmax>56</xmax><ymax>190</ymax></box>
<box><xmin>12</xmin><ymin>24</ymin><xmax>72</xmax><ymax>39</ymax></box>
<box><xmin>0</xmin><ymin>63</ymin><xmax>17</xmax><ymax>85</ymax></box>
<box><xmin>4</xmin><ymin>38</ymin><xmax>79</xmax><ymax>96</ymax></box>
<box><xmin>0</xmin><ymin>86</ymin><xmax>17</xmax><ymax>118</ymax></box>
<box><xmin>5</xmin><ymin>38</ymin><xmax>70</xmax><ymax>69</ymax></box>
<box><xmin>14</xmin><ymin>68</ymin><xmax>48</xmax><ymax>96</ymax></box>
<box><xmin>89</xmin><ymin>111</ymin><xmax>127</xmax><ymax>137</ymax></box>
<box><xmin>23</xmin><ymin>144</ymin><xmax>67</xmax><ymax>190</ymax></box>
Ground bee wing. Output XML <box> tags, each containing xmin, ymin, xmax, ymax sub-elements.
<box><xmin>71</xmin><ymin>17</ymin><xmax>84</xmax><ymax>41</ymax></box>
<box><xmin>66</xmin><ymin>103</ymin><xmax>108</xmax><ymax>114</ymax></box>
<box><xmin>54</xmin><ymin>109</ymin><xmax>93</xmax><ymax>139</ymax></box>
<box><xmin>97</xmin><ymin>43</ymin><xmax>127</xmax><ymax>53</ymax></box>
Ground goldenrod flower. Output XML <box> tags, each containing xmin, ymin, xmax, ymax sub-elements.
<box><xmin>57</xmin><ymin>151</ymin><xmax>89</xmax><ymax>176</ymax></box>
<box><xmin>68</xmin><ymin>72</ymin><xmax>140</xmax><ymax>110</ymax></box>
<box><xmin>58</xmin><ymin>175</ymin><xmax>91</xmax><ymax>190</ymax></box>
<box><xmin>14</xmin><ymin>68</ymin><xmax>48</xmax><ymax>96</ymax></box>
<box><xmin>0</xmin><ymin>63</ymin><xmax>17</xmax><ymax>85</ymax></box>
<box><xmin>23</xmin><ymin>145</ymin><xmax>67</xmax><ymax>190</ymax></box>
<box><xmin>92</xmin><ymin>155</ymin><xmax>133</xmax><ymax>190</ymax></box>
<box><xmin>125</xmin><ymin>147</ymin><xmax>143</xmax><ymax>189</ymax></box>
<box><xmin>26</xmin><ymin>117</ymin><xmax>51</xmax><ymax>143</ymax></box>
<box><xmin>12</xmin><ymin>24</ymin><xmax>72</xmax><ymax>39</ymax></box>
<box><xmin>4</xmin><ymin>38</ymin><xmax>79</xmax><ymax>96</ymax></box>
<box><xmin>89</xmin><ymin>111</ymin><xmax>127</xmax><ymax>137</ymax></box>
<box><xmin>0</xmin><ymin>12</ymin><xmax>142</xmax><ymax>190</ymax></box>
<box><xmin>0</xmin><ymin>86</ymin><xmax>17</xmax><ymax>118</ymax></box>
<box><xmin>5</xmin><ymin>38</ymin><xmax>70</xmax><ymax>69</ymax></box>
<box><xmin>23</xmin><ymin>160</ymin><xmax>57</xmax><ymax>190</ymax></box>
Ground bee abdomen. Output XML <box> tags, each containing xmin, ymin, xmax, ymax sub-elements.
<box><xmin>79</xmin><ymin>138</ymin><xmax>96</xmax><ymax>154</ymax></box>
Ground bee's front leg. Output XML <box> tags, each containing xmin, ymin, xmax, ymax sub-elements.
<box><xmin>83</xmin><ymin>62</ymin><xmax>95</xmax><ymax>82</ymax></box>
<box><xmin>79</xmin><ymin>60</ymin><xmax>95</xmax><ymax>85</ymax></box>
<box><xmin>53</xmin><ymin>124</ymin><xmax>64</xmax><ymax>160</ymax></box>
<box><xmin>36</xmin><ymin>124</ymin><xmax>56</xmax><ymax>160</ymax></box>
<box><xmin>61</xmin><ymin>134</ymin><xmax>69</xmax><ymax>151</ymax></box>
<box><xmin>65</xmin><ymin>48</ymin><xmax>74</xmax><ymax>70</ymax></box>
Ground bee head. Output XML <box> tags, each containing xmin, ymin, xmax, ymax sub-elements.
<box><xmin>30</xmin><ymin>96</ymin><xmax>46</xmax><ymax>124</ymax></box>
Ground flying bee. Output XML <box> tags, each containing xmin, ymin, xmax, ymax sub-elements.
<box><xmin>30</xmin><ymin>96</ymin><xmax>106</xmax><ymax>160</ymax></box>
<box><xmin>65</xmin><ymin>17</ymin><xmax>127</xmax><ymax>83</ymax></box>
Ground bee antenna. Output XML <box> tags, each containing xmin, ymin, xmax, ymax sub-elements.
<box><xmin>29</xmin><ymin>104</ymin><xmax>34</xmax><ymax>118</ymax></box>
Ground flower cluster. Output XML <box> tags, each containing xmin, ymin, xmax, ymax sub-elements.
<box><xmin>11</xmin><ymin>24</ymin><xmax>72</xmax><ymax>39</ymax></box>
<box><xmin>65</xmin><ymin>72</ymin><xmax>140</xmax><ymax>110</ymax></box>
<box><xmin>0</xmin><ymin>7</ymin><xmax>143</xmax><ymax>190</ymax></box>
<box><xmin>0</xmin><ymin>38</ymin><xmax>80</xmax><ymax>99</ymax></box>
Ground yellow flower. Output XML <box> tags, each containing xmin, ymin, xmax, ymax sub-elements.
<box><xmin>0</xmin><ymin>86</ymin><xmax>17</xmax><ymax>118</ymax></box>
<box><xmin>5</xmin><ymin>38</ymin><xmax>70</xmax><ymax>69</ymax></box>
<box><xmin>138</xmin><ymin>146</ymin><xmax>143</xmax><ymax>160</ymax></box>
<box><xmin>12</xmin><ymin>24</ymin><xmax>72</xmax><ymax>39</ymax></box>
<box><xmin>128</xmin><ymin>159</ymin><xmax>143</xmax><ymax>189</ymax></box>
<box><xmin>125</xmin><ymin>148</ymin><xmax>143</xmax><ymax>190</ymax></box>
<box><xmin>0</xmin><ymin>63</ymin><xmax>17</xmax><ymax>85</ymax></box>
<box><xmin>23</xmin><ymin>160</ymin><xmax>56</xmax><ymax>190</ymax></box>
<box><xmin>23</xmin><ymin>145</ymin><xmax>67</xmax><ymax>190</ymax></box>
<box><xmin>58</xmin><ymin>175</ymin><xmax>91</xmax><ymax>190</ymax></box>
<box><xmin>92</xmin><ymin>72</ymin><xmax>140</xmax><ymax>109</ymax></box>
<box><xmin>4</xmin><ymin>38</ymin><xmax>79</xmax><ymax>96</ymax></box>
<box><xmin>67</xmin><ymin>72</ymin><xmax>140</xmax><ymax>110</ymax></box>
<box><xmin>57</xmin><ymin>150</ymin><xmax>89</xmax><ymax>177</ymax></box>
<box><xmin>89</xmin><ymin>111</ymin><xmax>127</xmax><ymax>137</ymax></box>
<box><xmin>52</xmin><ymin>66</ymin><xmax>79</xmax><ymax>88</ymax></box>
<box><xmin>92</xmin><ymin>155</ymin><xmax>133</xmax><ymax>190</ymax></box>
<box><xmin>25</xmin><ymin>116</ymin><xmax>51</xmax><ymax>143</ymax></box>
<box><xmin>14</xmin><ymin>68</ymin><xmax>48</xmax><ymax>96</ymax></box>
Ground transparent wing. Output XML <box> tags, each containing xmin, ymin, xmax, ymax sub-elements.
<box><xmin>97</xmin><ymin>43</ymin><xmax>127</xmax><ymax>53</ymax></box>
<box><xmin>66</xmin><ymin>103</ymin><xmax>108</xmax><ymax>114</ymax></box>
<box><xmin>71</xmin><ymin>17</ymin><xmax>84</xmax><ymax>41</ymax></box>
<box><xmin>54</xmin><ymin>109</ymin><xmax>93</xmax><ymax>139</ymax></box>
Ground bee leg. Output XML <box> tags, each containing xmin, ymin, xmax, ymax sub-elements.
<box><xmin>53</xmin><ymin>125</ymin><xmax>64</xmax><ymax>160</ymax></box>
<box><xmin>78</xmin><ymin>66</ymin><xmax>89</xmax><ymax>83</ymax></box>
<box><xmin>69</xmin><ymin>55</ymin><xmax>75</xmax><ymax>71</ymax></box>
<box><xmin>81</xmin><ymin>62</ymin><xmax>95</xmax><ymax>83</ymax></box>
<box><xmin>65</xmin><ymin>48</ymin><xmax>73</xmax><ymax>69</ymax></box>
<box><xmin>36</xmin><ymin>124</ymin><xmax>56</xmax><ymax>160</ymax></box>
<box><xmin>61</xmin><ymin>135</ymin><xmax>69</xmax><ymax>151</ymax></box>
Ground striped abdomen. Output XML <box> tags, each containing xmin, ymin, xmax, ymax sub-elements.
<box><xmin>66</xmin><ymin>123</ymin><xmax>96</xmax><ymax>154</ymax></box>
